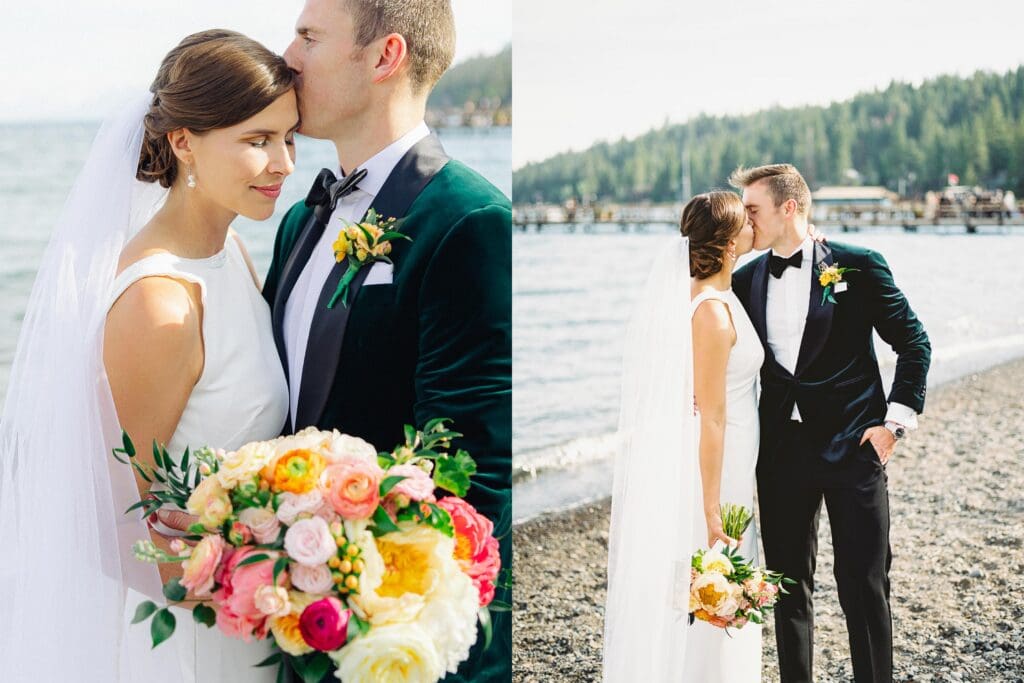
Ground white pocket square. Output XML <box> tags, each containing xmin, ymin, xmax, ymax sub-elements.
<box><xmin>363</xmin><ymin>261</ymin><xmax>394</xmax><ymax>286</ymax></box>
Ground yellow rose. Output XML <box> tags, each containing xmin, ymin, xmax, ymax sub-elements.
<box><xmin>356</xmin><ymin>248</ymin><xmax>368</xmax><ymax>262</ymax></box>
<box><xmin>333</xmin><ymin>233</ymin><xmax>350</xmax><ymax>258</ymax></box>
<box><xmin>186</xmin><ymin>476</ymin><xmax>232</xmax><ymax>530</ymax></box>
<box><xmin>350</xmin><ymin>524</ymin><xmax>479</xmax><ymax>673</ymax></box>
<box><xmin>692</xmin><ymin>572</ymin><xmax>741</xmax><ymax>617</ymax></box>
<box><xmin>330</xmin><ymin>623</ymin><xmax>443</xmax><ymax>683</ymax></box>
<box><xmin>217</xmin><ymin>440</ymin><xmax>274</xmax><ymax>489</ymax></box>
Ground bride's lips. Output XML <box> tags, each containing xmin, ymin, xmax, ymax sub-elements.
<box><xmin>253</xmin><ymin>183</ymin><xmax>282</xmax><ymax>199</ymax></box>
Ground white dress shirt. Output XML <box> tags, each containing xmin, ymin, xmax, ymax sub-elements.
<box><xmin>765</xmin><ymin>235</ymin><xmax>918</xmax><ymax>430</ymax></box>
<box><xmin>282</xmin><ymin>121</ymin><xmax>430</xmax><ymax>425</ymax></box>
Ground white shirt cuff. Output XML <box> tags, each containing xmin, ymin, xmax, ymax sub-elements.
<box><xmin>885</xmin><ymin>402</ymin><xmax>919</xmax><ymax>430</ymax></box>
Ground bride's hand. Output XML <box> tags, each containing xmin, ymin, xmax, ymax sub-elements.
<box><xmin>705</xmin><ymin>507</ymin><xmax>740</xmax><ymax>549</ymax></box>
<box><xmin>808</xmin><ymin>223</ymin><xmax>827</xmax><ymax>243</ymax></box>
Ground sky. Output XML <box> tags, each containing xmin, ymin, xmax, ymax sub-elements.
<box><xmin>1</xmin><ymin>0</ymin><xmax>508</xmax><ymax>122</ymax></box>
<box><xmin>513</xmin><ymin>0</ymin><xmax>1024</xmax><ymax>167</ymax></box>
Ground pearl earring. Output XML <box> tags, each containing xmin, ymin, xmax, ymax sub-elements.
<box><xmin>186</xmin><ymin>165</ymin><xmax>196</xmax><ymax>189</ymax></box>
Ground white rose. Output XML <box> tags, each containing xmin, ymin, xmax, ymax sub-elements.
<box><xmin>284</xmin><ymin>517</ymin><xmax>337</xmax><ymax>567</ymax></box>
<box><xmin>275</xmin><ymin>489</ymin><xmax>324</xmax><ymax>525</ymax></box>
<box><xmin>254</xmin><ymin>585</ymin><xmax>291</xmax><ymax>618</ymax></box>
<box><xmin>325</xmin><ymin>431</ymin><xmax>378</xmax><ymax>464</ymax></box>
<box><xmin>290</xmin><ymin>563</ymin><xmax>335</xmax><ymax>594</ymax></box>
<box><xmin>238</xmin><ymin>506</ymin><xmax>281</xmax><ymax>544</ymax></box>
<box><xmin>216</xmin><ymin>440</ymin><xmax>274</xmax><ymax>489</ymax></box>
<box><xmin>700</xmin><ymin>548</ymin><xmax>733</xmax><ymax>576</ymax></box>
<box><xmin>185</xmin><ymin>476</ymin><xmax>232</xmax><ymax>530</ymax></box>
<box><xmin>330</xmin><ymin>623</ymin><xmax>443</xmax><ymax>683</ymax></box>
<box><xmin>416</xmin><ymin>557</ymin><xmax>479</xmax><ymax>674</ymax></box>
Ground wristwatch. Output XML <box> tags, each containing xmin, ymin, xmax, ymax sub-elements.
<box><xmin>884</xmin><ymin>421</ymin><xmax>906</xmax><ymax>440</ymax></box>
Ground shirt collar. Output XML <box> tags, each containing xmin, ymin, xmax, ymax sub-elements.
<box><xmin>339</xmin><ymin>121</ymin><xmax>430</xmax><ymax>199</ymax></box>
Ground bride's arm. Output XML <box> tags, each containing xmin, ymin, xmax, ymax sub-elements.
<box><xmin>104</xmin><ymin>275</ymin><xmax>203</xmax><ymax>586</ymax></box>
<box><xmin>691</xmin><ymin>299</ymin><xmax>739</xmax><ymax>549</ymax></box>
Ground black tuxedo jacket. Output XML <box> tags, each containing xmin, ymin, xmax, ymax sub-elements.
<box><xmin>733</xmin><ymin>241</ymin><xmax>930</xmax><ymax>464</ymax></box>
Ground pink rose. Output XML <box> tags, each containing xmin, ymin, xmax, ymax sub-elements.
<box><xmin>215</xmin><ymin>605</ymin><xmax>269</xmax><ymax>642</ymax></box>
<box><xmin>437</xmin><ymin>497</ymin><xmax>502</xmax><ymax>606</ymax></box>
<box><xmin>291</xmin><ymin>563</ymin><xmax>335</xmax><ymax>595</ymax></box>
<box><xmin>322</xmin><ymin>458</ymin><xmax>383</xmax><ymax>520</ymax></box>
<box><xmin>284</xmin><ymin>517</ymin><xmax>338</xmax><ymax>567</ymax></box>
<box><xmin>181</xmin><ymin>535</ymin><xmax>225</xmax><ymax>597</ymax></box>
<box><xmin>212</xmin><ymin>547</ymin><xmax>284</xmax><ymax>640</ymax></box>
<box><xmin>298</xmin><ymin>597</ymin><xmax>350</xmax><ymax>652</ymax></box>
<box><xmin>238</xmin><ymin>506</ymin><xmax>281</xmax><ymax>544</ymax></box>
<box><xmin>385</xmin><ymin>464</ymin><xmax>436</xmax><ymax>503</ymax></box>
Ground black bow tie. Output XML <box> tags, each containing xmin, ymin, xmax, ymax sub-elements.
<box><xmin>769</xmin><ymin>251</ymin><xmax>803</xmax><ymax>279</ymax></box>
<box><xmin>304</xmin><ymin>167</ymin><xmax>369</xmax><ymax>223</ymax></box>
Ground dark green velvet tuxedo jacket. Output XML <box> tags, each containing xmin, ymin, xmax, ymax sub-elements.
<box><xmin>263</xmin><ymin>134</ymin><xmax>511</xmax><ymax>682</ymax></box>
<box><xmin>733</xmin><ymin>241</ymin><xmax>931</xmax><ymax>465</ymax></box>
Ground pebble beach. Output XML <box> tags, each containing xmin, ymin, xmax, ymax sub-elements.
<box><xmin>513</xmin><ymin>358</ymin><xmax>1024</xmax><ymax>682</ymax></box>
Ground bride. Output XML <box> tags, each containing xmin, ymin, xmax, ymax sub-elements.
<box><xmin>0</xmin><ymin>30</ymin><xmax>295</xmax><ymax>682</ymax></box>
<box><xmin>604</xmin><ymin>191</ymin><xmax>763</xmax><ymax>681</ymax></box>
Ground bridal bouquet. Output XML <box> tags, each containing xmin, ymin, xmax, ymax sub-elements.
<box><xmin>113</xmin><ymin>419</ymin><xmax>504</xmax><ymax>682</ymax></box>
<box><xmin>688</xmin><ymin>504</ymin><xmax>792</xmax><ymax>631</ymax></box>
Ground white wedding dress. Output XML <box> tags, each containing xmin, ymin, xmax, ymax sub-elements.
<box><xmin>109</xmin><ymin>237</ymin><xmax>289</xmax><ymax>682</ymax></box>
<box><xmin>604</xmin><ymin>240</ymin><xmax>764</xmax><ymax>682</ymax></box>
<box><xmin>682</xmin><ymin>288</ymin><xmax>764</xmax><ymax>682</ymax></box>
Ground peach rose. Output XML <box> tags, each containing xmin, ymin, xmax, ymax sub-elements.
<box><xmin>180</xmin><ymin>534</ymin><xmax>225</xmax><ymax>597</ymax></box>
<box><xmin>322</xmin><ymin>457</ymin><xmax>383</xmax><ymax>520</ymax></box>
<box><xmin>254</xmin><ymin>585</ymin><xmax>292</xmax><ymax>618</ymax></box>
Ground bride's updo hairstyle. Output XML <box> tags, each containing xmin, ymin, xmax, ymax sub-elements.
<box><xmin>679</xmin><ymin>191</ymin><xmax>747</xmax><ymax>279</ymax></box>
<box><xmin>137</xmin><ymin>29</ymin><xmax>295</xmax><ymax>188</ymax></box>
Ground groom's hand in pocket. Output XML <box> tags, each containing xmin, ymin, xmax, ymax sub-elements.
<box><xmin>860</xmin><ymin>426</ymin><xmax>896</xmax><ymax>465</ymax></box>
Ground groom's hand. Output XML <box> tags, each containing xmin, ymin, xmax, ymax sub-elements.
<box><xmin>860</xmin><ymin>426</ymin><xmax>896</xmax><ymax>464</ymax></box>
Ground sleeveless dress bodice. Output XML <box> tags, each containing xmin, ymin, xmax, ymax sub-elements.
<box><xmin>108</xmin><ymin>237</ymin><xmax>288</xmax><ymax>456</ymax></box>
<box><xmin>684</xmin><ymin>287</ymin><xmax>764</xmax><ymax>683</ymax></box>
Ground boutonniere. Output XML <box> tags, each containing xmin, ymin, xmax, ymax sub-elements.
<box><xmin>328</xmin><ymin>209</ymin><xmax>411</xmax><ymax>309</ymax></box>
<box><xmin>818</xmin><ymin>262</ymin><xmax>859</xmax><ymax>304</ymax></box>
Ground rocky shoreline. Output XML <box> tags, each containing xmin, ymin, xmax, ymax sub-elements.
<box><xmin>513</xmin><ymin>358</ymin><xmax>1024</xmax><ymax>682</ymax></box>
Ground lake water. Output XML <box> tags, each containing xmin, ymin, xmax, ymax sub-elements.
<box><xmin>0</xmin><ymin>122</ymin><xmax>510</xmax><ymax>400</ymax></box>
<box><xmin>513</xmin><ymin>227</ymin><xmax>1024</xmax><ymax>522</ymax></box>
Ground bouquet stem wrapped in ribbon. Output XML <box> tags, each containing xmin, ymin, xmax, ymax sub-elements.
<box><xmin>113</xmin><ymin>418</ymin><xmax>508</xmax><ymax>683</ymax></box>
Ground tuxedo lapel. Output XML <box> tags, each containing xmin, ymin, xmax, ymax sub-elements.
<box><xmin>293</xmin><ymin>133</ymin><xmax>451</xmax><ymax>429</ymax></box>
<box><xmin>795</xmin><ymin>241</ymin><xmax>835</xmax><ymax>375</ymax></box>
<box><xmin>750</xmin><ymin>254</ymin><xmax>770</xmax><ymax>348</ymax></box>
<box><xmin>271</xmin><ymin>211</ymin><xmax>328</xmax><ymax>382</ymax></box>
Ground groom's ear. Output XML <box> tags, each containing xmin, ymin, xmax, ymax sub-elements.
<box><xmin>782</xmin><ymin>198</ymin><xmax>798</xmax><ymax>218</ymax></box>
<box><xmin>370</xmin><ymin>33</ymin><xmax>409</xmax><ymax>85</ymax></box>
<box><xmin>167</xmin><ymin>129</ymin><xmax>194</xmax><ymax>164</ymax></box>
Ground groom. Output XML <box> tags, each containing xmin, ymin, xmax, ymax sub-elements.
<box><xmin>731</xmin><ymin>164</ymin><xmax>930</xmax><ymax>682</ymax></box>
<box><xmin>263</xmin><ymin>1</ymin><xmax>512</xmax><ymax>680</ymax></box>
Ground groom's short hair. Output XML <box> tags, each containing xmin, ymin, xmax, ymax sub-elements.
<box><xmin>344</xmin><ymin>0</ymin><xmax>456</xmax><ymax>92</ymax></box>
<box><xmin>729</xmin><ymin>164</ymin><xmax>812</xmax><ymax>216</ymax></box>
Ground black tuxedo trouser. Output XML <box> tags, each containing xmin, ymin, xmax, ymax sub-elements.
<box><xmin>757</xmin><ymin>421</ymin><xmax>893</xmax><ymax>683</ymax></box>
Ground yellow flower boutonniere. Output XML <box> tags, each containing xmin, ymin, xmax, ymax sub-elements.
<box><xmin>818</xmin><ymin>262</ymin><xmax>858</xmax><ymax>305</ymax></box>
<box><xmin>328</xmin><ymin>208</ymin><xmax>411</xmax><ymax>309</ymax></box>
